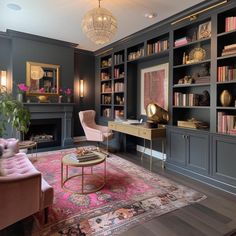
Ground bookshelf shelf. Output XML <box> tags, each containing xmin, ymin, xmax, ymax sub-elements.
<box><xmin>173</xmin><ymin>37</ymin><xmax>211</xmax><ymax>50</ymax></box>
<box><xmin>173</xmin><ymin>59</ymin><xmax>211</xmax><ymax>69</ymax></box>
<box><xmin>173</xmin><ymin>83</ymin><xmax>210</xmax><ymax>88</ymax></box>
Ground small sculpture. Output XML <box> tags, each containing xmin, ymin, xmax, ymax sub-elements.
<box><xmin>199</xmin><ymin>90</ymin><xmax>210</xmax><ymax>106</ymax></box>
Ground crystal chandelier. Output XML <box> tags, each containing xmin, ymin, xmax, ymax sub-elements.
<box><xmin>81</xmin><ymin>0</ymin><xmax>117</xmax><ymax>45</ymax></box>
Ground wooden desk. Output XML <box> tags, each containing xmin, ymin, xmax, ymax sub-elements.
<box><xmin>108</xmin><ymin>121</ymin><xmax>166</xmax><ymax>169</ymax></box>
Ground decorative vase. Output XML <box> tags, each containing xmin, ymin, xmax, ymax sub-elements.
<box><xmin>220</xmin><ymin>90</ymin><xmax>232</xmax><ymax>107</ymax></box>
<box><xmin>58</xmin><ymin>95</ymin><xmax>63</xmax><ymax>103</ymax></box>
<box><xmin>67</xmin><ymin>96</ymin><xmax>71</xmax><ymax>103</ymax></box>
<box><xmin>17</xmin><ymin>93</ymin><xmax>24</xmax><ymax>103</ymax></box>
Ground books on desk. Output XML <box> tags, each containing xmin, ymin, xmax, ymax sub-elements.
<box><xmin>121</xmin><ymin>119</ymin><xmax>141</xmax><ymax>125</ymax></box>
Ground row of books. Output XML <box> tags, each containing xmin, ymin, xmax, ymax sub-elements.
<box><xmin>128</xmin><ymin>48</ymin><xmax>145</xmax><ymax>61</ymax></box>
<box><xmin>218</xmin><ymin>112</ymin><xmax>236</xmax><ymax>135</ymax></box>
<box><xmin>147</xmin><ymin>39</ymin><xmax>168</xmax><ymax>55</ymax></box>
<box><xmin>114</xmin><ymin>54</ymin><xmax>124</xmax><ymax>65</ymax></box>
<box><xmin>114</xmin><ymin>68</ymin><xmax>125</xmax><ymax>79</ymax></box>
<box><xmin>174</xmin><ymin>37</ymin><xmax>191</xmax><ymax>47</ymax></box>
<box><xmin>114</xmin><ymin>82</ymin><xmax>124</xmax><ymax>92</ymax></box>
<box><xmin>217</xmin><ymin>66</ymin><xmax>236</xmax><ymax>82</ymax></box>
<box><xmin>221</xmin><ymin>43</ymin><xmax>236</xmax><ymax>57</ymax></box>
<box><xmin>101</xmin><ymin>72</ymin><xmax>111</xmax><ymax>80</ymax></box>
<box><xmin>225</xmin><ymin>16</ymin><xmax>236</xmax><ymax>32</ymax></box>
<box><xmin>174</xmin><ymin>92</ymin><xmax>199</xmax><ymax>106</ymax></box>
<box><xmin>174</xmin><ymin>92</ymin><xmax>200</xmax><ymax>107</ymax></box>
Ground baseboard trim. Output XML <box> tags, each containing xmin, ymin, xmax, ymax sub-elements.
<box><xmin>136</xmin><ymin>145</ymin><xmax>166</xmax><ymax>160</ymax></box>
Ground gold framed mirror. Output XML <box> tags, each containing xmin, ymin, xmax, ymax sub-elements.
<box><xmin>26</xmin><ymin>61</ymin><xmax>60</xmax><ymax>96</ymax></box>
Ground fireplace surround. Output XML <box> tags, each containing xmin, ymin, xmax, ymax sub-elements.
<box><xmin>24</xmin><ymin>103</ymin><xmax>73</xmax><ymax>147</ymax></box>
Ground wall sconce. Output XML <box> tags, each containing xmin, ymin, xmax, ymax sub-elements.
<box><xmin>0</xmin><ymin>70</ymin><xmax>7</xmax><ymax>92</ymax></box>
<box><xmin>80</xmin><ymin>79</ymin><xmax>84</xmax><ymax>98</ymax></box>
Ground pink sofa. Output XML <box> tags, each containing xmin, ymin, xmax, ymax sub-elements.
<box><xmin>0</xmin><ymin>138</ymin><xmax>53</xmax><ymax>230</ymax></box>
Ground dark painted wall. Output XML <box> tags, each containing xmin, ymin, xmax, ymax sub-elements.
<box><xmin>74</xmin><ymin>50</ymin><xmax>95</xmax><ymax>136</ymax></box>
<box><xmin>0</xmin><ymin>37</ymin><xmax>11</xmax><ymax>71</ymax></box>
<box><xmin>11</xmin><ymin>37</ymin><xmax>74</xmax><ymax>94</ymax></box>
<box><xmin>0</xmin><ymin>32</ymin><xmax>95</xmax><ymax>138</ymax></box>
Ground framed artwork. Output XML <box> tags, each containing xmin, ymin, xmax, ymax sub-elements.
<box><xmin>198</xmin><ymin>21</ymin><xmax>211</xmax><ymax>39</ymax></box>
<box><xmin>140</xmin><ymin>63</ymin><xmax>169</xmax><ymax>115</ymax></box>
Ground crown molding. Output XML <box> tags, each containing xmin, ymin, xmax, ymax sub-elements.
<box><xmin>6</xmin><ymin>29</ymin><xmax>78</xmax><ymax>48</ymax></box>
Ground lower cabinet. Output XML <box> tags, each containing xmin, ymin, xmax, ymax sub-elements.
<box><xmin>166</xmin><ymin>126</ymin><xmax>236</xmax><ymax>194</ymax></box>
<box><xmin>212</xmin><ymin>134</ymin><xmax>236</xmax><ymax>187</ymax></box>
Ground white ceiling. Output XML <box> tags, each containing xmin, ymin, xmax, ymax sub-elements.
<box><xmin>0</xmin><ymin>0</ymin><xmax>205</xmax><ymax>51</ymax></box>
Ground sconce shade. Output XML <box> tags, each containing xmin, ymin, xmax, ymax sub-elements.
<box><xmin>0</xmin><ymin>70</ymin><xmax>7</xmax><ymax>91</ymax></box>
<box><xmin>80</xmin><ymin>80</ymin><xmax>84</xmax><ymax>98</ymax></box>
<box><xmin>81</xmin><ymin>1</ymin><xmax>117</xmax><ymax>45</ymax></box>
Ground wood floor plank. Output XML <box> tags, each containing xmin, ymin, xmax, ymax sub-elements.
<box><xmin>157</xmin><ymin>214</ymin><xmax>208</xmax><ymax>236</ymax></box>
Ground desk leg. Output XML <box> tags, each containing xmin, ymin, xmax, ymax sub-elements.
<box><xmin>141</xmin><ymin>139</ymin><xmax>146</xmax><ymax>161</ymax></box>
<box><xmin>150</xmin><ymin>140</ymin><xmax>153</xmax><ymax>171</ymax></box>
<box><xmin>162</xmin><ymin>139</ymin><xmax>165</xmax><ymax>169</ymax></box>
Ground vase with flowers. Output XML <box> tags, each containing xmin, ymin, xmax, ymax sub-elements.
<box><xmin>64</xmin><ymin>88</ymin><xmax>72</xmax><ymax>103</ymax></box>
<box><xmin>17</xmin><ymin>83</ymin><xmax>29</xmax><ymax>102</ymax></box>
<box><xmin>58</xmin><ymin>88</ymin><xmax>63</xmax><ymax>103</ymax></box>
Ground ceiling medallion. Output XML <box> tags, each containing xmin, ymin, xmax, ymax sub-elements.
<box><xmin>81</xmin><ymin>0</ymin><xmax>117</xmax><ymax>45</ymax></box>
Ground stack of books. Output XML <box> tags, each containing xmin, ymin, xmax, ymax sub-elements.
<box><xmin>177</xmin><ymin>119</ymin><xmax>208</xmax><ymax>129</ymax></box>
<box><xmin>221</xmin><ymin>43</ymin><xmax>236</xmax><ymax>57</ymax></box>
<box><xmin>217</xmin><ymin>66</ymin><xmax>236</xmax><ymax>82</ymax></box>
<box><xmin>194</xmin><ymin>76</ymin><xmax>211</xmax><ymax>84</ymax></box>
<box><xmin>68</xmin><ymin>153</ymin><xmax>100</xmax><ymax>162</ymax></box>
<box><xmin>225</xmin><ymin>16</ymin><xmax>236</xmax><ymax>32</ymax></box>
<box><xmin>174</xmin><ymin>37</ymin><xmax>191</xmax><ymax>47</ymax></box>
<box><xmin>218</xmin><ymin>112</ymin><xmax>236</xmax><ymax>135</ymax></box>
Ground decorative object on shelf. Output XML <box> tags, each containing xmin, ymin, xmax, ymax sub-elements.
<box><xmin>145</xmin><ymin>102</ymin><xmax>169</xmax><ymax>127</ymax></box>
<box><xmin>38</xmin><ymin>95</ymin><xmax>48</xmax><ymax>103</ymax></box>
<box><xmin>81</xmin><ymin>0</ymin><xmax>117</xmax><ymax>45</ymax></box>
<box><xmin>220</xmin><ymin>89</ymin><xmax>232</xmax><ymax>107</ymax></box>
<box><xmin>17</xmin><ymin>83</ymin><xmax>29</xmax><ymax>102</ymax></box>
<box><xmin>0</xmin><ymin>70</ymin><xmax>7</xmax><ymax>92</ymax></box>
<box><xmin>198</xmin><ymin>21</ymin><xmax>211</xmax><ymax>39</ymax></box>
<box><xmin>188</xmin><ymin>47</ymin><xmax>206</xmax><ymax>63</ymax></box>
<box><xmin>30</xmin><ymin>65</ymin><xmax>44</xmax><ymax>80</ymax></box>
<box><xmin>199</xmin><ymin>90</ymin><xmax>210</xmax><ymax>106</ymax></box>
<box><xmin>177</xmin><ymin>118</ymin><xmax>208</xmax><ymax>129</ymax></box>
<box><xmin>141</xmin><ymin>63</ymin><xmax>169</xmax><ymax>115</ymax></box>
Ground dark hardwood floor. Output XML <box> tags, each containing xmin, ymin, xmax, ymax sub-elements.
<box><xmin>117</xmin><ymin>151</ymin><xmax>236</xmax><ymax>236</ymax></box>
<box><xmin>1</xmin><ymin>145</ymin><xmax>236</xmax><ymax>236</ymax></box>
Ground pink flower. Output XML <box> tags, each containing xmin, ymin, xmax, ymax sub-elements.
<box><xmin>17</xmin><ymin>83</ymin><xmax>29</xmax><ymax>94</ymax></box>
<box><xmin>39</xmin><ymin>88</ymin><xmax>45</xmax><ymax>93</ymax></box>
<box><xmin>17</xmin><ymin>83</ymin><xmax>29</xmax><ymax>93</ymax></box>
<box><xmin>64</xmin><ymin>88</ymin><xmax>72</xmax><ymax>96</ymax></box>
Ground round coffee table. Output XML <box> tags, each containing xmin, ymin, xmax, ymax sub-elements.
<box><xmin>61</xmin><ymin>151</ymin><xmax>106</xmax><ymax>194</ymax></box>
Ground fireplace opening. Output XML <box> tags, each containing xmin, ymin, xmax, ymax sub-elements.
<box><xmin>25</xmin><ymin>118</ymin><xmax>62</xmax><ymax>148</ymax></box>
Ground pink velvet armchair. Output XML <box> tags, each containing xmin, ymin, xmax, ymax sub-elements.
<box><xmin>0</xmin><ymin>138</ymin><xmax>53</xmax><ymax>230</ymax></box>
<box><xmin>79</xmin><ymin>110</ymin><xmax>113</xmax><ymax>150</ymax></box>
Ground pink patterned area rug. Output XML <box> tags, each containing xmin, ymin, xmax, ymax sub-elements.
<box><xmin>32</xmin><ymin>148</ymin><xmax>206</xmax><ymax>236</ymax></box>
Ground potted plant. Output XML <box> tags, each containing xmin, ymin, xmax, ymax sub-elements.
<box><xmin>64</xmin><ymin>88</ymin><xmax>73</xmax><ymax>103</ymax></box>
<box><xmin>17</xmin><ymin>83</ymin><xmax>29</xmax><ymax>102</ymax></box>
<box><xmin>0</xmin><ymin>91</ymin><xmax>31</xmax><ymax>138</ymax></box>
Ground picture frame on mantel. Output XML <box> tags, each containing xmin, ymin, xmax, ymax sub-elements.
<box><xmin>140</xmin><ymin>63</ymin><xmax>169</xmax><ymax>115</ymax></box>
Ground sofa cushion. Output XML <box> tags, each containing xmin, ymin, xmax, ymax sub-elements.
<box><xmin>0</xmin><ymin>138</ymin><xmax>19</xmax><ymax>159</ymax></box>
